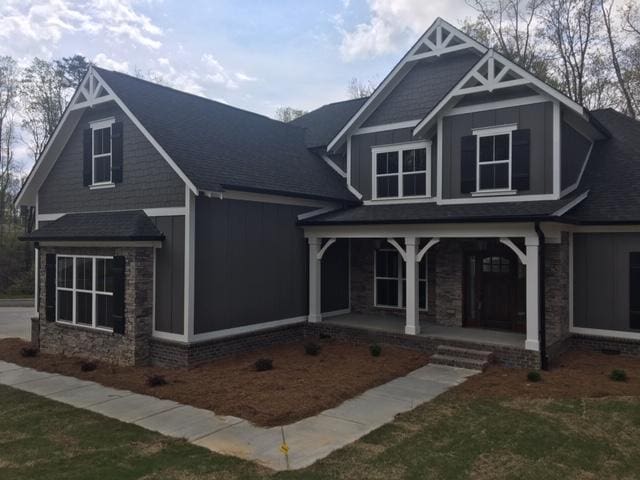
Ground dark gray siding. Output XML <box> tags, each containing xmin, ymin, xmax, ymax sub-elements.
<box><xmin>442</xmin><ymin>102</ymin><xmax>554</xmax><ymax>198</ymax></box>
<box><xmin>39</xmin><ymin>102</ymin><xmax>185</xmax><ymax>214</ymax></box>
<box><xmin>193</xmin><ymin>198</ymin><xmax>310</xmax><ymax>334</ymax></box>
<box><xmin>362</xmin><ymin>52</ymin><xmax>479</xmax><ymax>127</ymax></box>
<box><xmin>321</xmin><ymin>239</ymin><xmax>349</xmax><ymax>313</ymax></box>
<box><xmin>151</xmin><ymin>216</ymin><xmax>185</xmax><ymax>334</ymax></box>
<box><xmin>561</xmin><ymin>121</ymin><xmax>591</xmax><ymax>190</ymax></box>
<box><xmin>574</xmin><ymin>233</ymin><xmax>640</xmax><ymax>333</ymax></box>
<box><xmin>350</xmin><ymin>128</ymin><xmax>436</xmax><ymax>201</ymax></box>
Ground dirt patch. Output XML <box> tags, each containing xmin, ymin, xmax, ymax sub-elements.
<box><xmin>0</xmin><ymin>338</ymin><xmax>428</xmax><ymax>426</ymax></box>
<box><xmin>453</xmin><ymin>350</ymin><xmax>640</xmax><ymax>400</ymax></box>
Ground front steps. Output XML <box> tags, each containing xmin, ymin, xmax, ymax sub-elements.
<box><xmin>430</xmin><ymin>345</ymin><xmax>494</xmax><ymax>371</ymax></box>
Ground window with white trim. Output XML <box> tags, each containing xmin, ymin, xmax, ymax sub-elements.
<box><xmin>92</xmin><ymin>120</ymin><xmax>113</xmax><ymax>185</ymax></box>
<box><xmin>374</xmin><ymin>249</ymin><xmax>428</xmax><ymax>310</ymax></box>
<box><xmin>475</xmin><ymin>125</ymin><xmax>516</xmax><ymax>192</ymax></box>
<box><xmin>56</xmin><ymin>255</ymin><xmax>114</xmax><ymax>330</ymax></box>
<box><xmin>373</xmin><ymin>142</ymin><xmax>430</xmax><ymax>199</ymax></box>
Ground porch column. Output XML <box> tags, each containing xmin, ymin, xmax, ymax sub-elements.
<box><xmin>308</xmin><ymin>237</ymin><xmax>322</xmax><ymax>323</ymax></box>
<box><xmin>525</xmin><ymin>236</ymin><xmax>540</xmax><ymax>351</ymax></box>
<box><xmin>405</xmin><ymin>236</ymin><xmax>420</xmax><ymax>335</ymax></box>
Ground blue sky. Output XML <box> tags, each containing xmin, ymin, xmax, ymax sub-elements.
<box><xmin>1</xmin><ymin>0</ymin><xmax>476</xmax><ymax>117</ymax></box>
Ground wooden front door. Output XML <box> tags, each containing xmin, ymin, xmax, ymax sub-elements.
<box><xmin>464</xmin><ymin>247</ymin><xmax>525</xmax><ymax>332</ymax></box>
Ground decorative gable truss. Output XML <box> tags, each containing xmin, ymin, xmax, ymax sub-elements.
<box><xmin>407</xmin><ymin>21</ymin><xmax>485</xmax><ymax>62</ymax></box>
<box><xmin>456</xmin><ymin>52</ymin><xmax>528</xmax><ymax>94</ymax></box>
<box><xmin>69</xmin><ymin>68</ymin><xmax>114</xmax><ymax>111</ymax></box>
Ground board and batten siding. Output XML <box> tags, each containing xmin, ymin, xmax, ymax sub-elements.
<box><xmin>321</xmin><ymin>238</ymin><xmax>350</xmax><ymax>313</ymax></box>
<box><xmin>38</xmin><ymin>102</ymin><xmax>185</xmax><ymax>214</ymax></box>
<box><xmin>561</xmin><ymin>121</ymin><xmax>591</xmax><ymax>190</ymax></box>
<box><xmin>442</xmin><ymin>102</ymin><xmax>553</xmax><ymax>199</ymax></box>
<box><xmin>151</xmin><ymin>216</ymin><xmax>185</xmax><ymax>335</ymax></box>
<box><xmin>573</xmin><ymin>233</ymin><xmax>640</xmax><ymax>334</ymax></box>
<box><xmin>350</xmin><ymin>128</ymin><xmax>436</xmax><ymax>201</ymax></box>
<box><xmin>193</xmin><ymin>198</ymin><xmax>349</xmax><ymax>335</ymax></box>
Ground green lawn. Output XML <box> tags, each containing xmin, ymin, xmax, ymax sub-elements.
<box><xmin>1</xmin><ymin>384</ymin><xmax>639</xmax><ymax>480</ymax></box>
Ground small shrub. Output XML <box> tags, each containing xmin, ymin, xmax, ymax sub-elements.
<box><xmin>20</xmin><ymin>346</ymin><xmax>39</xmax><ymax>358</ymax></box>
<box><xmin>80</xmin><ymin>361</ymin><xmax>97</xmax><ymax>372</ymax></box>
<box><xmin>369</xmin><ymin>344</ymin><xmax>382</xmax><ymax>357</ymax></box>
<box><xmin>146</xmin><ymin>374</ymin><xmax>168</xmax><ymax>387</ymax></box>
<box><xmin>610</xmin><ymin>369</ymin><xmax>628</xmax><ymax>382</ymax></box>
<box><xmin>527</xmin><ymin>371</ymin><xmax>542</xmax><ymax>382</ymax></box>
<box><xmin>254</xmin><ymin>358</ymin><xmax>274</xmax><ymax>372</ymax></box>
<box><xmin>304</xmin><ymin>342</ymin><xmax>321</xmax><ymax>356</ymax></box>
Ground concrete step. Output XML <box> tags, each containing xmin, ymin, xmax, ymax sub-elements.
<box><xmin>436</xmin><ymin>345</ymin><xmax>494</xmax><ymax>363</ymax></box>
<box><xmin>430</xmin><ymin>353</ymin><xmax>490</xmax><ymax>371</ymax></box>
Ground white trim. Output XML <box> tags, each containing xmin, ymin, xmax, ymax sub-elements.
<box><xmin>191</xmin><ymin>316</ymin><xmax>307</xmax><ymax>342</ymax></box>
<box><xmin>386</xmin><ymin>238</ymin><xmax>407</xmax><ymax>262</ymax></box>
<box><xmin>553</xmin><ymin>101</ymin><xmax>561</xmax><ymax>197</ymax></box>
<box><xmin>552</xmin><ymin>190</ymin><xmax>589</xmax><ymax>217</ymax></box>
<box><xmin>184</xmin><ymin>186</ymin><xmax>195</xmax><ymax>341</ymax></box>
<box><xmin>327</xmin><ymin>17</ymin><xmax>486</xmax><ymax>152</ymax></box>
<box><xmin>570</xmin><ymin>326</ymin><xmax>640</xmax><ymax>341</ymax></box>
<box><xmin>373</xmin><ymin>247</ymin><xmax>428</xmax><ymax>313</ymax></box>
<box><xmin>569</xmin><ymin>232</ymin><xmax>574</xmax><ymax>331</ymax></box>
<box><xmin>152</xmin><ymin>330</ymin><xmax>188</xmax><ymax>342</ymax></box>
<box><xmin>152</xmin><ymin>246</ymin><xmax>157</xmax><ymax>340</ymax></box>
<box><xmin>317</xmin><ymin>238</ymin><xmax>336</xmax><ymax>260</ymax></box>
<box><xmin>364</xmin><ymin>197</ymin><xmax>437</xmax><ymax>206</ymax></box>
<box><xmin>416</xmin><ymin>238</ymin><xmax>440</xmax><ymax>263</ymax></box>
<box><xmin>371</xmin><ymin>141</ymin><xmax>431</xmax><ymax>201</ymax></box>
<box><xmin>470</xmin><ymin>189</ymin><xmax>517</xmax><ymax>197</ymax></box>
<box><xmin>436</xmin><ymin>193</ymin><xmax>558</xmax><ymax>205</ymax></box>
<box><xmin>36</xmin><ymin>207</ymin><xmax>186</xmax><ymax>224</ymax></box>
<box><xmin>89</xmin><ymin>117</ymin><xmax>115</xmax><ymax>129</ymax></box>
<box><xmin>297</xmin><ymin>207</ymin><xmax>337</xmax><ymax>221</ymax></box>
<box><xmin>345</xmin><ymin>137</ymin><xmax>364</xmax><ymax>200</ymax></box>
<box><xmin>473</xmin><ymin>124</ymin><xmax>515</xmax><ymax>193</ymax></box>
<box><xmin>471</xmin><ymin>123</ymin><xmax>518</xmax><ymax>136</ymax></box>
<box><xmin>89</xmin><ymin>183</ymin><xmax>115</xmax><ymax>190</ymax></box>
<box><xmin>322</xmin><ymin>308</ymin><xmax>351</xmax><ymax>318</ymax></box>
<box><xmin>205</xmin><ymin>189</ymin><xmax>335</xmax><ymax>209</ymax></box>
<box><xmin>499</xmin><ymin>237</ymin><xmax>527</xmax><ymax>265</ymax></box>
<box><xmin>524</xmin><ymin>235</ymin><xmax>540</xmax><ymax>351</ymax></box>
<box><xmin>308</xmin><ymin>237</ymin><xmax>322</xmax><ymax>323</ymax></box>
<box><xmin>40</xmin><ymin>241</ymin><xmax>162</xmax><ymax>248</ymax></box>
<box><xmin>34</xmin><ymin>194</ymin><xmax>39</xmax><ymax>312</ymax></box>
<box><xmin>446</xmin><ymin>96</ymin><xmax>547</xmax><ymax>116</ymax></box>
<box><xmin>436</xmin><ymin>116</ymin><xmax>443</xmax><ymax>200</ymax></box>
<box><xmin>560</xmin><ymin>141</ymin><xmax>594</xmax><ymax>197</ymax></box>
<box><xmin>144</xmin><ymin>207</ymin><xmax>187</xmax><ymax>217</ymax></box>
<box><xmin>321</xmin><ymin>155</ymin><xmax>347</xmax><ymax>178</ymax></box>
<box><xmin>354</xmin><ymin>119</ymin><xmax>421</xmax><ymax>135</ymax></box>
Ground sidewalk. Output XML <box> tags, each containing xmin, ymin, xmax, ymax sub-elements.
<box><xmin>0</xmin><ymin>359</ymin><xmax>476</xmax><ymax>470</ymax></box>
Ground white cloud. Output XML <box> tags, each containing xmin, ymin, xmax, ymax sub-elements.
<box><xmin>235</xmin><ymin>72</ymin><xmax>257</xmax><ymax>82</ymax></box>
<box><xmin>338</xmin><ymin>0</ymin><xmax>474</xmax><ymax>61</ymax></box>
<box><xmin>93</xmin><ymin>52</ymin><xmax>129</xmax><ymax>72</ymax></box>
<box><xmin>201</xmin><ymin>53</ymin><xmax>239</xmax><ymax>90</ymax></box>
<box><xmin>0</xmin><ymin>0</ymin><xmax>163</xmax><ymax>57</ymax></box>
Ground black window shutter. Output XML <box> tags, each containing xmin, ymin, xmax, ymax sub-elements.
<box><xmin>111</xmin><ymin>122</ymin><xmax>123</xmax><ymax>183</ymax></box>
<box><xmin>630</xmin><ymin>253</ymin><xmax>640</xmax><ymax>329</ymax></box>
<box><xmin>512</xmin><ymin>129</ymin><xmax>530</xmax><ymax>191</ymax></box>
<box><xmin>45</xmin><ymin>254</ymin><xmax>56</xmax><ymax>322</ymax></box>
<box><xmin>460</xmin><ymin>135</ymin><xmax>477</xmax><ymax>194</ymax></box>
<box><xmin>112</xmin><ymin>256</ymin><xmax>126</xmax><ymax>334</ymax></box>
<box><xmin>83</xmin><ymin>128</ymin><xmax>92</xmax><ymax>186</ymax></box>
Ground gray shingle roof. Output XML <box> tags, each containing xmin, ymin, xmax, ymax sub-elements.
<box><xmin>94</xmin><ymin>67</ymin><xmax>357</xmax><ymax>203</ymax></box>
<box><xmin>291</xmin><ymin>97</ymin><xmax>368</xmax><ymax>148</ymax></box>
<box><xmin>22</xmin><ymin>210</ymin><xmax>164</xmax><ymax>241</ymax></box>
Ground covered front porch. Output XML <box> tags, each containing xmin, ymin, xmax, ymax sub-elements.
<box><xmin>304</xmin><ymin>222</ymin><xmax>544</xmax><ymax>361</ymax></box>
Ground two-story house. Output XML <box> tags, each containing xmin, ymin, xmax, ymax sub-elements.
<box><xmin>18</xmin><ymin>18</ymin><xmax>640</xmax><ymax>369</ymax></box>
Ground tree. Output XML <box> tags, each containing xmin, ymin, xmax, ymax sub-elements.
<box><xmin>347</xmin><ymin>77</ymin><xmax>375</xmax><ymax>99</ymax></box>
<box><xmin>275</xmin><ymin>106</ymin><xmax>307</xmax><ymax>122</ymax></box>
<box><xmin>0</xmin><ymin>56</ymin><xmax>18</xmax><ymax>227</ymax></box>
<box><xmin>55</xmin><ymin>54</ymin><xmax>90</xmax><ymax>89</ymax></box>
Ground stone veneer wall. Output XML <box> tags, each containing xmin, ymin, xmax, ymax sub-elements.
<box><xmin>37</xmin><ymin>246</ymin><xmax>154</xmax><ymax>366</ymax></box>
<box><xmin>434</xmin><ymin>241</ymin><xmax>464</xmax><ymax>327</ymax></box>
<box><xmin>349</xmin><ymin>239</ymin><xmax>436</xmax><ymax>322</ymax></box>
<box><xmin>544</xmin><ymin>232</ymin><xmax>572</xmax><ymax>357</ymax></box>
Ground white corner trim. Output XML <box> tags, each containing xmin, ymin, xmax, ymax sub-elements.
<box><xmin>190</xmin><ymin>316</ymin><xmax>307</xmax><ymax>343</ymax></box>
<box><xmin>560</xmin><ymin>141</ymin><xmax>594</xmax><ymax>198</ymax></box>
<box><xmin>184</xmin><ymin>185</ymin><xmax>195</xmax><ymax>341</ymax></box>
<box><xmin>345</xmin><ymin>137</ymin><xmax>364</xmax><ymax>200</ymax></box>
<box><xmin>553</xmin><ymin>101</ymin><xmax>562</xmax><ymax>197</ymax></box>
<box><xmin>570</xmin><ymin>326</ymin><xmax>640</xmax><ymax>341</ymax></box>
<box><xmin>354</xmin><ymin>119</ymin><xmax>422</xmax><ymax>135</ymax></box>
<box><xmin>321</xmin><ymin>155</ymin><xmax>347</xmax><ymax>178</ymax></box>
<box><xmin>552</xmin><ymin>190</ymin><xmax>589</xmax><ymax>217</ymax></box>
<box><xmin>446</xmin><ymin>96</ymin><xmax>547</xmax><ymax>117</ymax></box>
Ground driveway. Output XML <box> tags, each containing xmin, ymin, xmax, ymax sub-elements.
<box><xmin>0</xmin><ymin>303</ymin><xmax>33</xmax><ymax>341</ymax></box>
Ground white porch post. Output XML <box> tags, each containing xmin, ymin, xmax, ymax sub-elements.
<box><xmin>525</xmin><ymin>235</ymin><xmax>540</xmax><ymax>351</ymax></box>
<box><xmin>308</xmin><ymin>237</ymin><xmax>322</xmax><ymax>323</ymax></box>
<box><xmin>405</xmin><ymin>236</ymin><xmax>420</xmax><ymax>335</ymax></box>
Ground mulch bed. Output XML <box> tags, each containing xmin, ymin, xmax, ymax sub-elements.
<box><xmin>453</xmin><ymin>349</ymin><xmax>640</xmax><ymax>400</ymax></box>
<box><xmin>0</xmin><ymin>338</ymin><xmax>429</xmax><ymax>427</ymax></box>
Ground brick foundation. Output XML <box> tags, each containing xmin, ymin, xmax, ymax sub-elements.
<box><xmin>37</xmin><ymin>246</ymin><xmax>154</xmax><ymax>366</ymax></box>
<box><xmin>570</xmin><ymin>334</ymin><xmax>640</xmax><ymax>356</ymax></box>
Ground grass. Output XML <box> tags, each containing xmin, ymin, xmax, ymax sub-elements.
<box><xmin>1</xmin><ymin>384</ymin><xmax>640</xmax><ymax>479</ymax></box>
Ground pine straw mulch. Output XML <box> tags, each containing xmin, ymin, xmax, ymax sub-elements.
<box><xmin>0</xmin><ymin>337</ymin><xmax>429</xmax><ymax>427</ymax></box>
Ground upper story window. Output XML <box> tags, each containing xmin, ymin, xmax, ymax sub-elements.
<box><xmin>90</xmin><ymin>118</ymin><xmax>114</xmax><ymax>186</ymax></box>
<box><xmin>474</xmin><ymin>125</ymin><xmax>517</xmax><ymax>193</ymax></box>
<box><xmin>372</xmin><ymin>141</ymin><xmax>430</xmax><ymax>200</ymax></box>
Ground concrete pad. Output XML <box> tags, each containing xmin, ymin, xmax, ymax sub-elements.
<box><xmin>15</xmin><ymin>374</ymin><xmax>92</xmax><ymax>397</ymax></box>
<box><xmin>321</xmin><ymin>393</ymin><xmax>414</xmax><ymax>426</ymax></box>
<box><xmin>135</xmin><ymin>405</ymin><xmax>243</xmax><ymax>441</ymax></box>
<box><xmin>365</xmin><ymin>376</ymin><xmax>450</xmax><ymax>404</ymax></box>
<box><xmin>0</xmin><ymin>361</ymin><xmax>23</xmax><ymax>373</ymax></box>
<box><xmin>408</xmin><ymin>364</ymin><xmax>478</xmax><ymax>385</ymax></box>
<box><xmin>86</xmin><ymin>392</ymin><xmax>179</xmax><ymax>423</ymax></box>
<box><xmin>0</xmin><ymin>367</ymin><xmax>57</xmax><ymax>386</ymax></box>
<box><xmin>48</xmin><ymin>383</ymin><xmax>133</xmax><ymax>408</ymax></box>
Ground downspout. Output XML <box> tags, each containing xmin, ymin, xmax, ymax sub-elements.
<box><xmin>535</xmin><ymin>222</ymin><xmax>548</xmax><ymax>371</ymax></box>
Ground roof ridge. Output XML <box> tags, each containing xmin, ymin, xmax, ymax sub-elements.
<box><xmin>93</xmin><ymin>66</ymin><xmax>299</xmax><ymax>130</ymax></box>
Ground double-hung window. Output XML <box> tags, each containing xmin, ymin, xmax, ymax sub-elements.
<box><xmin>373</xmin><ymin>142</ymin><xmax>430</xmax><ymax>199</ymax></box>
<box><xmin>374</xmin><ymin>249</ymin><xmax>428</xmax><ymax>310</ymax></box>
<box><xmin>474</xmin><ymin>125</ymin><xmax>516</xmax><ymax>192</ymax></box>
<box><xmin>91</xmin><ymin>119</ymin><xmax>113</xmax><ymax>185</ymax></box>
<box><xmin>56</xmin><ymin>255</ymin><xmax>114</xmax><ymax>330</ymax></box>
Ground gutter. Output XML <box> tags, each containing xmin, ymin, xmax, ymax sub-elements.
<box><xmin>534</xmin><ymin>221</ymin><xmax>548</xmax><ymax>371</ymax></box>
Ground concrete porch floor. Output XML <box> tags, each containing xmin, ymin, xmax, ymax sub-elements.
<box><xmin>324</xmin><ymin>313</ymin><xmax>525</xmax><ymax>349</ymax></box>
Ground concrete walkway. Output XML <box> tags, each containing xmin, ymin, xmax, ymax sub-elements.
<box><xmin>0</xmin><ymin>360</ymin><xmax>476</xmax><ymax>470</ymax></box>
